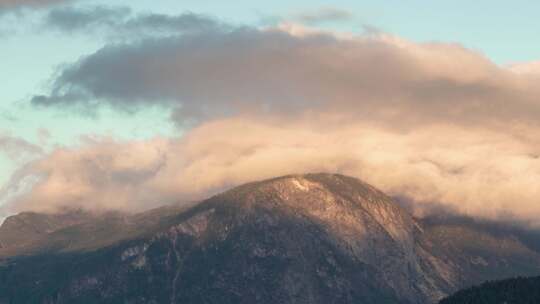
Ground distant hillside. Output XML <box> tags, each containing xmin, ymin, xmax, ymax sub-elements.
<box><xmin>439</xmin><ymin>276</ymin><xmax>540</xmax><ymax>304</ymax></box>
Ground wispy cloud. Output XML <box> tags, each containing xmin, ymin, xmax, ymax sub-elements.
<box><xmin>0</xmin><ymin>134</ymin><xmax>43</xmax><ymax>160</ymax></box>
<box><xmin>45</xmin><ymin>5</ymin><xmax>131</xmax><ymax>31</ymax></box>
<box><xmin>0</xmin><ymin>0</ymin><xmax>70</xmax><ymax>10</ymax></box>
<box><xmin>43</xmin><ymin>6</ymin><xmax>227</xmax><ymax>39</ymax></box>
<box><xmin>292</xmin><ymin>7</ymin><xmax>354</xmax><ymax>24</ymax></box>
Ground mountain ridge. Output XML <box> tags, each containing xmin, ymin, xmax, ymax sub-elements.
<box><xmin>0</xmin><ymin>173</ymin><xmax>539</xmax><ymax>304</ymax></box>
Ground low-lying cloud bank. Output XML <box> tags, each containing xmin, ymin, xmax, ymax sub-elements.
<box><xmin>2</xmin><ymin>118</ymin><xmax>540</xmax><ymax>227</ymax></box>
<box><xmin>3</xmin><ymin>18</ymin><xmax>540</xmax><ymax>227</ymax></box>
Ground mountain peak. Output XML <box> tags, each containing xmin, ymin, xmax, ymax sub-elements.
<box><xmin>212</xmin><ymin>173</ymin><xmax>413</xmax><ymax>237</ymax></box>
<box><xmin>196</xmin><ymin>173</ymin><xmax>441</xmax><ymax>302</ymax></box>
<box><xmin>214</xmin><ymin>173</ymin><xmax>391</xmax><ymax>209</ymax></box>
<box><xmin>2</xmin><ymin>173</ymin><xmax>540</xmax><ymax>304</ymax></box>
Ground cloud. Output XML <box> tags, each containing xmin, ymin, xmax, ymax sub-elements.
<box><xmin>32</xmin><ymin>23</ymin><xmax>540</xmax><ymax>131</ymax></box>
<box><xmin>6</xmin><ymin>21</ymin><xmax>540</xmax><ymax>227</ymax></box>
<box><xmin>292</xmin><ymin>7</ymin><xmax>354</xmax><ymax>24</ymax></box>
<box><xmin>2</xmin><ymin>118</ymin><xmax>540</xmax><ymax>228</ymax></box>
<box><xmin>0</xmin><ymin>134</ymin><xmax>43</xmax><ymax>160</ymax></box>
<box><xmin>509</xmin><ymin>60</ymin><xmax>540</xmax><ymax>76</ymax></box>
<box><xmin>45</xmin><ymin>5</ymin><xmax>131</xmax><ymax>31</ymax></box>
<box><xmin>0</xmin><ymin>0</ymin><xmax>69</xmax><ymax>10</ymax></box>
<box><xmin>43</xmin><ymin>6</ymin><xmax>226</xmax><ymax>38</ymax></box>
<box><xmin>0</xmin><ymin>137</ymin><xmax>168</xmax><ymax>214</ymax></box>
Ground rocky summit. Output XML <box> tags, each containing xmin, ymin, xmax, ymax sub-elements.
<box><xmin>1</xmin><ymin>173</ymin><xmax>540</xmax><ymax>304</ymax></box>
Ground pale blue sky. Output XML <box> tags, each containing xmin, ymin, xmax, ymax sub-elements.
<box><xmin>1</xmin><ymin>0</ymin><xmax>539</xmax><ymax>185</ymax></box>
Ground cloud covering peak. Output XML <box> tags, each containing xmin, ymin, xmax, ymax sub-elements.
<box><xmin>4</xmin><ymin>18</ymin><xmax>540</xmax><ymax>228</ymax></box>
<box><xmin>3</xmin><ymin>117</ymin><xmax>540</xmax><ymax>227</ymax></box>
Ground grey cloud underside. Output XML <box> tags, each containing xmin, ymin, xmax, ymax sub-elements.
<box><xmin>32</xmin><ymin>23</ymin><xmax>540</xmax><ymax>129</ymax></box>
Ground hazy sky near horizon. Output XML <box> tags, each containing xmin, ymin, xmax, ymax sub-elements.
<box><xmin>2</xmin><ymin>0</ymin><xmax>540</xmax><ymax>226</ymax></box>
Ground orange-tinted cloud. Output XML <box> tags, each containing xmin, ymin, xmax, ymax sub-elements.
<box><xmin>2</xmin><ymin>117</ymin><xmax>540</xmax><ymax>227</ymax></box>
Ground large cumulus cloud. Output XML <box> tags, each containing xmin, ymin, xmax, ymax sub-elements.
<box><xmin>32</xmin><ymin>23</ymin><xmax>540</xmax><ymax>130</ymax></box>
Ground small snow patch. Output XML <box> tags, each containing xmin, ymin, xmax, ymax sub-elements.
<box><xmin>292</xmin><ymin>178</ymin><xmax>310</xmax><ymax>191</ymax></box>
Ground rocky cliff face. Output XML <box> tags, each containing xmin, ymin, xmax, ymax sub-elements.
<box><xmin>0</xmin><ymin>173</ymin><xmax>539</xmax><ymax>304</ymax></box>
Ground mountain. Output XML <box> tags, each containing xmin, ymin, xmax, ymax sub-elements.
<box><xmin>439</xmin><ymin>276</ymin><xmax>540</xmax><ymax>304</ymax></box>
<box><xmin>0</xmin><ymin>210</ymin><xmax>92</xmax><ymax>251</ymax></box>
<box><xmin>0</xmin><ymin>173</ymin><xmax>539</xmax><ymax>304</ymax></box>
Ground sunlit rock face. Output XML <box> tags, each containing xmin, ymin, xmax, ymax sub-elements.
<box><xmin>0</xmin><ymin>173</ymin><xmax>540</xmax><ymax>304</ymax></box>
